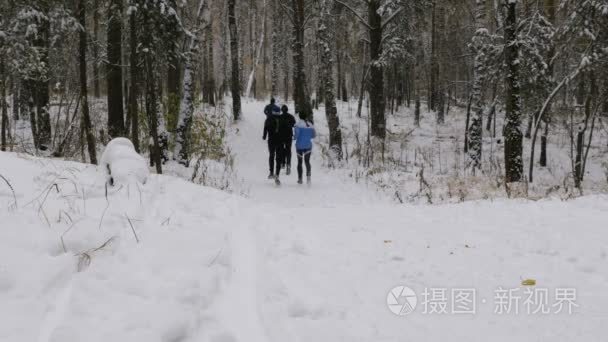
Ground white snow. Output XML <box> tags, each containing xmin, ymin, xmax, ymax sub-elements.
<box><xmin>1</xmin><ymin>100</ymin><xmax>607</xmax><ymax>341</ymax></box>
<box><xmin>100</xmin><ymin>137</ymin><xmax>149</xmax><ymax>186</ymax></box>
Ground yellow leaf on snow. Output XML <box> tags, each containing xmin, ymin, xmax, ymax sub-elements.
<box><xmin>522</xmin><ymin>279</ymin><xmax>537</xmax><ymax>286</ymax></box>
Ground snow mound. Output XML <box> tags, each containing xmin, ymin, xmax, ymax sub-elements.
<box><xmin>100</xmin><ymin>138</ymin><xmax>149</xmax><ymax>186</ymax></box>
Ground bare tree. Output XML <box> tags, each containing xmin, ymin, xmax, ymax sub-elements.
<box><xmin>336</xmin><ymin>0</ymin><xmax>406</xmax><ymax>139</ymax></box>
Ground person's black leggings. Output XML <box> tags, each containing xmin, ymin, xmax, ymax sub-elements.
<box><xmin>269</xmin><ymin>142</ymin><xmax>285</xmax><ymax>176</ymax></box>
<box><xmin>296</xmin><ymin>149</ymin><xmax>312</xmax><ymax>179</ymax></box>
<box><xmin>284</xmin><ymin>140</ymin><xmax>292</xmax><ymax>167</ymax></box>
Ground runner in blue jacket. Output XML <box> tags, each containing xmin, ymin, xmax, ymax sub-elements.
<box><xmin>294</xmin><ymin>112</ymin><xmax>316</xmax><ymax>184</ymax></box>
<box><xmin>263</xmin><ymin>98</ymin><xmax>281</xmax><ymax>117</ymax></box>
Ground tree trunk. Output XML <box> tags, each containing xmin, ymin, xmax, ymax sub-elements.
<box><xmin>539</xmin><ymin>0</ymin><xmax>556</xmax><ymax>167</ymax></box>
<box><xmin>468</xmin><ymin>0</ymin><xmax>486</xmax><ymax>171</ymax></box>
<box><xmin>270</xmin><ymin>0</ymin><xmax>280</xmax><ymax>97</ymax></box>
<box><xmin>228</xmin><ymin>0</ymin><xmax>242</xmax><ymax>120</ymax></box>
<box><xmin>78</xmin><ymin>0</ymin><xmax>98</xmax><ymax>164</ymax></box>
<box><xmin>368</xmin><ymin>0</ymin><xmax>385</xmax><ymax>139</ymax></box>
<box><xmin>262</xmin><ymin>2</ymin><xmax>268</xmax><ymax>95</ymax></box>
<box><xmin>167</xmin><ymin>0</ymin><xmax>181</xmax><ymax>133</ymax></box>
<box><xmin>26</xmin><ymin>82</ymin><xmax>38</xmax><ymax>149</ymax></box>
<box><xmin>174</xmin><ymin>54</ymin><xmax>195</xmax><ymax>166</ymax></box>
<box><xmin>33</xmin><ymin>3</ymin><xmax>51</xmax><ymax>151</ymax></box>
<box><xmin>1</xmin><ymin>58</ymin><xmax>7</xmax><ymax>151</ymax></box>
<box><xmin>318</xmin><ymin>0</ymin><xmax>343</xmax><ymax>161</ymax></box>
<box><xmin>429</xmin><ymin>1</ymin><xmax>437</xmax><ymax>111</ymax></box>
<box><xmin>282</xmin><ymin>8</ymin><xmax>290</xmax><ymax>102</ymax></box>
<box><xmin>539</xmin><ymin>122</ymin><xmax>548</xmax><ymax>167</ymax></box>
<box><xmin>93</xmin><ymin>0</ymin><xmax>101</xmax><ymax>98</ymax></box>
<box><xmin>435</xmin><ymin>2</ymin><xmax>445</xmax><ymax>124</ymax></box>
<box><xmin>415</xmin><ymin>94</ymin><xmax>421</xmax><ymax>127</ymax></box>
<box><xmin>291</xmin><ymin>0</ymin><xmax>313</xmax><ymax>120</ymax></box>
<box><xmin>107</xmin><ymin>0</ymin><xmax>125</xmax><ymax>138</ymax></box>
<box><xmin>503</xmin><ymin>0</ymin><xmax>524</xmax><ymax>183</ymax></box>
<box><xmin>11</xmin><ymin>78</ymin><xmax>19</xmax><ymax>121</ymax></box>
<box><xmin>336</xmin><ymin>33</ymin><xmax>343</xmax><ymax>101</ymax></box>
<box><xmin>574</xmin><ymin>74</ymin><xmax>596</xmax><ymax>189</ymax></box>
<box><xmin>142</xmin><ymin>8</ymin><xmax>162</xmax><ymax>174</ymax></box>
<box><xmin>128</xmin><ymin>4</ymin><xmax>139</xmax><ymax>152</ymax></box>
<box><xmin>464</xmin><ymin>94</ymin><xmax>473</xmax><ymax>153</ymax></box>
<box><xmin>207</xmin><ymin>22</ymin><xmax>216</xmax><ymax>107</ymax></box>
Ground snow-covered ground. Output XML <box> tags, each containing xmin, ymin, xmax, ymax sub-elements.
<box><xmin>1</xmin><ymin>100</ymin><xmax>608</xmax><ymax>342</ymax></box>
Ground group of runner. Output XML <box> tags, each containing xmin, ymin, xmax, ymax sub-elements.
<box><xmin>263</xmin><ymin>98</ymin><xmax>316</xmax><ymax>186</ymax></box>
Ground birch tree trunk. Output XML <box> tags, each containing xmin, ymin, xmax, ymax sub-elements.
<box><xmin>174</xmin><ymin>0</ymin><xmax>207</xmax><ymax>166</ymax></box>
<box><xmin>245</xmin><ymin>0</ymin><xmax>266</xmax><ymax>98</ymax></box>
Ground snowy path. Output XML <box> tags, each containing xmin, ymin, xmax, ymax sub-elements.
<box><xmin>215</xmin><ymin>216</ymin><xmax>271</xmax><ymax>342</ymax></box>
<box><xmin>229</xmin><ymin>100</ymin><xmax>386</xmax><ymax>207</ymax></box>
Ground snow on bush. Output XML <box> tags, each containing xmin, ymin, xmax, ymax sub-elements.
<box><xmin>100</xmin><ymin>138</ymin><xmax>149</xmax><ymax>186</ymax></box>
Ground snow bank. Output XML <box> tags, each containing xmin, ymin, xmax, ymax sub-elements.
<box><xmin>0</xmin><ymin>152</ymin><xmax>238</xmax><ymax>342</ymax></box>
<box><xmin>100</xmin><ymin>138</ymin><xmax>149</xmax><ymax>186</ymax></box>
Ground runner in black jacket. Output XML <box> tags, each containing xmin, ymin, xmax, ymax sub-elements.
<box><xmin>263</xmin><ymin>110</ymin><xmax>293</xmax><ymax>185</ymax></box>
<box><xmin>280</xmin><ymin>105</ymin><xmax>296</xmax><ymax>175</ymax></box>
